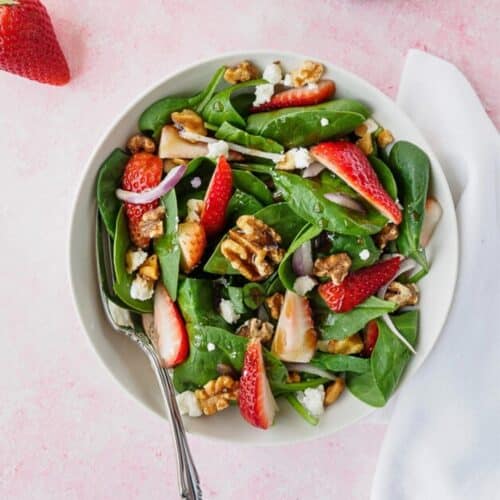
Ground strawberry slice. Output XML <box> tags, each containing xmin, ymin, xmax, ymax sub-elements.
<box><xmin>122</xmin><ymin>152</ymin><xmax>163</xmax><ymax>248</ymax></box>
<box><xmin>318</xmin><ymin>257</ymin><xmax>401</xmax><ymax>313</ymax></box>
<box><xmin>363</xmin><ymin>320</ymin><xmax>379</xmax><ymax>356</ymax></box>
<box><xmin>152</xmin><ymin>283</ymin><xmax>189</xmax><ymax>368</ymax></box>
<box><xmin>200</xmin><ymin>155</ymin><xmax>233</xmax><ymax>236</ymax></box>
<box><xmin>178</xmin><ymin>221</ymin><xmax>207</xmax><ymax>273</ymax></box>
<box><xmin>271</xmin><ymin>290</ymin><xmax>317</xmax><ymax>362</ymax></box>
<box><xmin>239</xmin><ymin>339</ymin><xmax>278</xmax><ymax>429</ymax></box>
<box><xmin>310</xmin><ymin>141</ymin><xmax>402</xmax><ymax>224</ymax></box>
<box><xmin>250</xmin><ymin>80</ymin><xmax>336</xmax><ymax>112</ymax></box>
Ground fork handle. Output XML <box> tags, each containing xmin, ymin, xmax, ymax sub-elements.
<box><xmin>146</xmin><ymin>346</ymin><xmax>202</xmax><ymax>499</ymax></box>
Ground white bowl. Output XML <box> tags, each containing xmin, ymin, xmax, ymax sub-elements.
<box><xmin>69</xmin><ymin>51</ymin><xmax>458</xmax><ymax>445</ymax></box>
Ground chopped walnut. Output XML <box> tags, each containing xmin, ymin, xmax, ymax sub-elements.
<box><xmin>324</xmin><ymin>378</ymin><xmax>345</xmax><ymax>406</ymax></box>
<box><xmin>171</xmin><ymin>109</ymin><xmax>207</xmax><ymax>138</ymax></box>
<box><xmin>224</xmin><ymin>60</ymin><xmax>260</xmax><ymax>84</ymax></box>
<box><xmin>319</xmin><ymin>333</ymin><xmax>364</xmax><ymax>355</ymax></box>
<box><xmin>138</xmin><ymin>255</ymin><xmax>160</xmax><ymax>281</ymax></box>
<box><xmin>313</xmin><ymin>253</ymin><xmax>352</xmax><ymax>285</ymax></box>
<box><xmin>385</xmin><ymin>281</ymin><xmax>419</xmax><ymax>308</ymax></box>
<box><xmin>287</xmin><ymin>372</ymin><xmax>301</xmax><ymax>383</ymax></box>
<box><xmin>138</xmin><ymin>206</ymin><xmax>165</xmax><ymax>240</ymax></box>
<box><xmin>194</xmin><ymin>376</ymin><xmax>240</xmax><ymax>416</ymax></box>
<box><xmin>265</xmin><ymin>292</ymin><xmax>284</xmax><ymax>320</ymax></box>
<box><xmin>377</xmin><ymin>129</ymin><xmax>394</xmax><ymax>148</ymax></box>
<box><xmin>291</xmin><ymin>60</ymin><xmax>324</xmax><ymax>87</ymax></box>
<box><xmin>237</xmin><ymin>318</ymin><xmax>274</xmax><ymax>343</ymax></box>
<box><xmin>185</xmin><ymin>199</ymin><xmax>204</xmax><ymax>223</ymax></box>
<box><xmin>220</xmin><ymin>215</ymin><xmax>285</xmax><ymax>281</ymax></box>
<box><xmin>374</xmin><ymin>223</ymin><xmax>399</xmax><ymax>250</ymax></box>
<box><xmin>126</xmin><ymin>134</ymin><xmax>156</xmax><ymax>154</ymax></box>
<box><xmin>356</xmin><ymin>132</ymin><xmax>374</xmax><ymax>155</ymax></box>
<box><xmin>164</xmin><ymin>158</ymin><xmax>187</xmax><ymax>173</ymax></box>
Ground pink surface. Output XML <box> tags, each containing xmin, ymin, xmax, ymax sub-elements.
<box><xmin>1</xmin><ymin>1</ymin><xmax>498</xmax><ymax>498</ymax></box>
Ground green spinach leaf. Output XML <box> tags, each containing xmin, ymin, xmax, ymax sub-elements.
<box><xmin>327</xmin><ymin>233</ymin><xmax>381</xmax><ymax>270</ymax></box>
<box><xmin>226</xmin><ymin>189</ymin><xmax>263</xmax><ymax>223</ymax></box>
<box><xmin>369</xmin><ymin>155</ymin><xmax>398</xmax><ymax>200</ymax></box>
<box><xmin>311</xmin><ymin>352</ymin><xmax>370</xmax><ymax>374</ymax></box>
<box><xmin>232</xmin><ymin>170</ymin><xmax>273</xmax><ymax>205</ymax></box>
<box><xmin>215</xmin><ymin>121</ymin><xmax>284</xmax><ymax>153</ymax></box>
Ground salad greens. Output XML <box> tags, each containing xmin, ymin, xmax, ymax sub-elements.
<box><xmin>215</xmin><ymin>121</ymin><xmax>284</xmax><ymax>154</ymax></box>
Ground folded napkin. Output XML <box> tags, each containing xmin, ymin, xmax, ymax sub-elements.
<box><xmin>371</xmin><ymin>50</ymin><xmax>500</xmax><ymax>500</ymax></box>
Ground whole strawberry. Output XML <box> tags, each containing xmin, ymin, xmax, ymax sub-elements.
<box><xmin>0</xmin><ymin>0</ymin><xmax>70</xmax><ymax>85</ymax></box>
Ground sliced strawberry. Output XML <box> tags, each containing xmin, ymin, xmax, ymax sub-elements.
<box><xmin>250</xmin><ymin>80</ymin><xmax>336</xmax><ymax>112</ymax></box>
<box><xmin>178</xmin><ymin>221</ymin><xmax>207</xmax><ymax>273</ymax></box>
<box><xmin>122</xmin><ymin>152</ymin><xmax>163</xmax><ymax>248</ymax></box>
<box><xmin>363</xmin><ymin>320</ymin><xmax>379</xmax><ymax>356</ymax></box>
<box><xmin>271</xmin><ymin>290</ymin><xmax>317</xmax><ymax>362</ymax></box>
<box><xmin>200</xmin><ymin>155</ymin><xmax>233</xmax><ymax>236</ymax></box>
<box><xmin>239</xmin><ymin>339</ymin><xmax>278</xmax><ymax>429</ymax></box>
<box><xmin>153</xmin><ymin>283</ymin><xmax>189</xmax><ymax>368</ymax></box>
<box><xmin>311</xmin><ymin>141</ymin><xmax>402</xmax><ymax>224</ymax></box>
<box><xmin>318</xmin><ymin>257</ymin><xmax>401</xmax><ymax>313</ymax></box>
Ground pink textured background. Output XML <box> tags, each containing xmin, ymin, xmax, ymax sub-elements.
<box><xmin>1</xmin><ymin>1</ymin><xmax>498</xmax><ymax>499</ymax></box>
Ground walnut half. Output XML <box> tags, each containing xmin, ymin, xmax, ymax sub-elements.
<box><xmin>317</xmin><ymin>333</ymin><xmax>364</xmax><ymax>355</ymax></box>
<box><xmin>138</xmin><ymin>206</ymin><xmax>165</xmax><ymax>240</ymax></box>
<box><xmin>194</xmin><ymin>376</ymin><xmax>240</xmax><ymax>416</ymax></box>
<box><xmin>265</xmin><ymin>293</ymin><xmax>284</xmax><ymax>320</ymax></box>
<box><xmin>374</xmin><ymin>223</ymin><xmax>399</xmax><ymax>250</ymax></box>
<box><xmin>291</xmin><ymin>60</ymin><xmax>324</xmax><ymax>87</ymax></box>
<box><xmin>171</xmin><ymin>109</ymin><xmax>207</xmax><ymax>137</ymax></box>
<box><xmin>313</xmin><ymin>253</ymin><xmax>352</xmax><ymax>285</ymax></box>
<box><xmin>237</xmin><ymin>318</ymin><xmax>274</xmax><ymax>343</ymax></box>
<box><xmin>126</xmin><ymin>134</ymin><xmax>156</xmax><ymax>154</ymax></box>
<box><xmin>224</xmin><ymin>60</ymin><xmax>260</xmax><ymax>84</ymax></box>
<box><xmin>384</xmin><ymin>281</ymin><xmax>419</xmax><ymax>308</ymax></box>
<box><xmin>221</xmin><ymin>215</ymin><xmax>285</xmax><ymax>281</ymax></box>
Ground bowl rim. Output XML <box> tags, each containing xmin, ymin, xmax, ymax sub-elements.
<box><xmin>68</xmin><ymin>49</ymin><xmax>459</xmax><ymax>445</ymax></box>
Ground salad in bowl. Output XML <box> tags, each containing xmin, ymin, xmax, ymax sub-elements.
<box><xmin>95</xmin><ymin>58</ymin><xmax>443</xmax><ymax>430</ymax></box>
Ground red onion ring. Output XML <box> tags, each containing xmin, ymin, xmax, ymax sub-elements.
<box><xmin>292</xmin><ymin>241</ymin><xmax>314</xmax><ymax>276</ymax></box>
<box><xmin>285</xmin><ymin>363</ymin><xmax>337</xmax><ymax>381</ymax></box>
<box><xmin>302</xmin><ymin>162</ymin><xmax>325</xmax><ymax>178</ymax></box>
<box><xmin>324</xmin><ymin>192</ymin><xmax>366</xmax><ymax>213</ymax></box>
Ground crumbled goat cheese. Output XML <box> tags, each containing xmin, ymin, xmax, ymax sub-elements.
<box><xmin>190</xmin><ymin>176</ymin><xmax>202</xmax><ymax>189</ymax></box>
<box><xmin>219</xmin><ymin>299</ymin><xmax>241</xmax><ymax>324</ymax></box>
<box><xmin>207</xmin><ymin>342</ymin><xmax>216</xmax><ymax>352</ymax></box>
<box><xmin>253</xmin><ymin>83</ymin><xmax>275</xmax><ymax>106</ymax></box>
<box><xmin>288</xmin><ymin>147</ymin><xmax>313</xmax><ymax>169</ymax></box>
<box><xmin>107</xmin><ymin>300</ymin><xmax>134</xmax><ymax>328</ymax></box>
<box><xmin>130</xmin><ymin>275</ymin><xmax>154</xmax><ymax>301</ymax></box>
<box><xmin>176</xmin><ymin>391</ymin><xmax>202</xmax><ymax>417</ymax></box>
<box><xmin>263</xmin><ymin>62</ymin><xmax>283</xmax><ymax>84</ymax></box>
<box><xmin>207</xmin><ymin>140</ymin><xmax>229</xmax><ymax>158</ymax></box>
<box><xmin>282</xmin><ymin>73</ymin><xmax>293</xmax><ymax>86</ymax></box>
<box><xmin>306</xmin><ymin>82</ymin><xmax>319</xmax><ymax>90</ymax></box>
<box><xmin>362</xmin><ymin>118</ymin><xmax>379</xmax><ymax>134</ymax></box>
<box><xmin>359</xmin><ymin>249</ymin><xmax>371</xmax><ymax>261</ymax></box>
<box><xmin>293</xmin><ymin>276</ymin><xmax>318</xmax><ymax>296</ymax></box>
<box><xmin>320</xmin><ymin>117</ymin><xmax>329</xmax><ymax>127</ymax></box>
<box><xmin>296</xmin><ymin>385</ymin><xmax>325</xmax><ymax>418</ymax></box>
<box><xmin>127</xmin><ymin>248</ymin><xmax>148</xmax><ymax>273</ymax></box>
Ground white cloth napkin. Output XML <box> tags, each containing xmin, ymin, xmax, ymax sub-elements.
<box><xmin>371</xmin><ymin>50</ymin><xmax>500</xmax><ymax>500</ymax></box>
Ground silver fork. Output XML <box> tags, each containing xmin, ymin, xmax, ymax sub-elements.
<box><xmin>96</xmin><ymin>212</ymin><xmax>202</xmax><ymax>499</ymax></box>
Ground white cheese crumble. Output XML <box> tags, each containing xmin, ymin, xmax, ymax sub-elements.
<box><xmin>263</xmin><ymin>62</ymin><xmax>283</xmax><ymax>84</ymax></box>
<box><xmin>288</xmin><ymin>147</ymin><xmax>313</xmax><ymax>169</ymax></box>
<box><xmin>282</xmin><ymin>73</ymin><xmax>293</xmax><ymax>86</ymax></box>
<box><xmin>293</xmin><ymin>276</ymin><xmax>317</xmax><ymax>296</ymax></box>
<box><xmin>362</xmin><ymin>118</ymin><xmax>379</xmax><ymax>134</ymax></box>
<box><xmin>253</xmin><ymin>83</ymin><xmax>275</xmax><ymax>106</ymax></box>
<box><xmin>207</xmin><ymin>342</ymin><xmax>216</xmax><ymax>352</ymax></box>
<box><xmin>176</xmin><ymin>391</ymin><xmax>202</xmax><ymax>417</ymax></box>
<box><xmin>219</xmin><ymin>298</ymin><xmax>241</xmax><ymax>324</ymax></box>
<box><xmin>190</xmin><ymin>176</ymin><xmax>202</xmax><ymax>189</ymax></box>
<box><xmin>306</xmin><ymin>82</ymin><xmax>319</xmax><ymax>90</ymax></box>
<box><xmin>207</xmin><ymin>140</ymin><xmax>229</xmax><ymax>159</ymax></box>
<box><xmin>130</xmin><ymin>275</ymin><xmax>154</xmax><ymax>301</ymax></box>
<box><xmin>359</xmin><ymin>249</ymin><xmax>371</xmax><ymax>261</ymax></box>
<box><xmin>107</xmin><ymin>300</ymin><xmax>134</xmax><ymax>328</ymax></box>
<box><xmin>320</xmin><ymin>117</ymin><xmax>329</xmax><ymax>127</ymax></box>
<box><xmin>296</xmin><ymin>385</ymin><xmax>325</xmax><ymax>418</ymax></box>
<box><xmin>126</xmin><ymin>248</ymin><xmax>148</xmax><ymax>274</ymax></box>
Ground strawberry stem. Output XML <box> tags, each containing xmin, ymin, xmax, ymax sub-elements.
<box><xmin>0</xmin><ymin>0</ymin><xmax>18</xmax><ymax>5</ymax></box>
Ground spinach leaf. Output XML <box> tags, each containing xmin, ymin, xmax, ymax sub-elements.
<box><xmin>232</xmin><ymin>170</ymin><xmax>273</xmax><ymax>205</ymax></box>
<box><xmin>327</xmin><ymin>233</ymin><xmax>381</xmax><ymax>270</ymax></box>
<box><xmin>203</xmin><ymin>202</ymin><xmax>305</xmax><ymax>275</ymax></box>
<box><xmin>201</xmin><ymin>79</ymin><xmax>266</xmax><ymax>128</ymax></box>
<box><xmin>226</xmin><ymin>189</ymin><xmax>263</xmax><ymax>223</ymax></box>
<box><xmin>278</xmin><ymin>224</ymin><xmax>322</xmax><ymax>291</ymax></box>
<box><xmin>138</xmin><ymin>66</ymin><xmax>225</xmax><ymax>140</ymax></box>
<box><xmin>232</xmin><ymin>162</ymin><xmax>273</xmax><ymax>175</ymax></box>
<box><xmin>96</xmin><ymin>148</ymin><xmax>129</xmax><ymax>237</ymax></box>
<box><xmin>215</xmin><ymin>121</ymin><xmax>284</xmax><ymax>153</ymax></box>
<box><xmin>272</xmin><ymin>377</ymin><xmax>329</xmax><ymax>396</ymax></box>
<box><xmin>311</xmin><ymin>352</ymin><xmax>370</xmax><ymax>374</ymax></box>
<box><xmin>246</xmin><ymin>99</ymin><xmax>370</xmax><ymax>148</ymax></box>
<box><xmin>154</xmin><ymin>190</ymin><xmax>180</xmax><ymax>300</ymax></box>
<box><xmin>369</xmin><ymin>155</ymin><xmax>398</xmax><ymax>200</ymax></box>
<box><xmin>112</xmin><ymin>207</ymin><xmax>153</xmax><ymax>313</ymax></box>
<box><xmin>176</xmin><ymin>157</ymin><xmax>215</xmax><ymax>197</ymax></box>
<box><xmin>286</xmin><ymin>393</ymin><xmax>319</xmax><ymax>426</ymax></box>
<box><xmin>389</xmin><ymin>141</ymin><xmax>430</xmax><ymax>271</ymax></box>
<box><xmin>272</xmin><ymin>170</ymin><xmax>386</xmax><ymax>236</ymax></box>
<box><xmin>264</xmin><ymin>272</ymin><xmax>285</xmax><ymax>295</ymax></box>
<box><xmin>347</xmin><ymin>311</ymin><xmax>418</xmax><ymax>407</ymax></box>
<box><xmin>226</xmin><ymin>286</ymin><xmax>249</xmax><ymax>315</ymax></box>
<box><xmin>312</xmin><ymin>294</ymin><xmax>396</xmax><ymax>340</ymax></box>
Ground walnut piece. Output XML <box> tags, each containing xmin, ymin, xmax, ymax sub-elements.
<box><xmin>385</xmin><ymin>281</ymin><xmax>419</xmax><ymax>308</ymax></box>
<box><xmin>356</xmin><ymin>132</ymin><xmax>374</xmax><ymax>155</ymax></box>
<box><xmin>374</xmin><ymin>223</ymin><xmax>399</xmax><ymax>250</ymax></box>
<box><xmin>126</xmin><ymin>134</ymin><xmax>156</xmax><ymax>154</ymax></box>
<box><xmin>185</xmin><ymin>198</ymin><xmax>204</xmax><ymax>223</ymax></box>
<box><xmin>319</xmin><ymin>333</ymin><xmax>364</xmax><ymax>355</ymax></box>
<box><xmin>291</xmin><ymin>60</ymin><xmax>324</xmax><ymax>87</ymax></box>
<box><xmin>287</xmin><ymin>372</ymin><xmax>301</xmax><ymax>383</ymax></box>
<box><xmin>265</xmin><ymin>292</ymin><xmax>284</xmax><ymax>320</ymax></box>
<box><xmin>171</xmin><ymin>109</ymin><xmax>207</xmax><ymax>137</ymax></box>
<box><xmin>313</xmin><ymin>253</ymin><xmax>352</xmax><ymax>285</ymax></box>
<box><xmin>194</xmin><ymin>376</ymin><xmax>240</xmax><ymax>416</ymax></box>
<box><xmin>221</xmin><ymin>215</ymin><xmax>285</xmax><ymax>281</ymax></box>
<box><xmin>224</xmin><ymin>60</ymin><xmax>260</xmax><ymax>84</ymax></box>
<box><xmin>138</xmin><ymin>206</ymin><xmax>165</xmax><ymax>240</ymax></box>
<box><xmin>377</xmin><ymin>129</ymin><xmax>394</xmax><ymax>148</ymax></box>
<box><xmin>237</xmin><ymin>318</ymin><xmax>274</xmax><ymax>343</ymax></box>
<box><xmin>324</xmin><ymin>378</ymin><xmax>345</xmax><ymax>406</ymax></box>
<box><xmin>164</xmin><ymin>158</ymin><xmax>187</xmax><ymax>173</ymax></box>
<box><xmin>138</xmin><ymin>255</ymin><xmax>160</xmax><ymax>281</ymax></box>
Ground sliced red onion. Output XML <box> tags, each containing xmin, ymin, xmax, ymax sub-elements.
<box><xmin>292</xmin><ymin>241</ymin><xmax>313</xmax><ymax>276</ymax></box>
<box><xmin>285</xmin><ymin>362</ymin><xmax>337</xmax><ymax>381</ymax></box>
<box><xmin>302</xmin><ymin>162</ymin><xmax>326</xmax><ymax>178</ymax></box>
<box><xmin>179</xmin><ymin>129</ymin><xmax>284</xmax><ymax>163</ymax></box>
<box><xmin>420</xmin><ymin>197</ymin><xmax>442</xmax><ymax>247</ymax></box>
<box><xmin>381</xmin><ymin>314</ymin><xmax>417</xmax><ymax>354</ymax></box>
<box><xmin>216</xmin><ymin>363</ymin><xmax>238</xmax><ymax>377</ymax></box>
<box><xmin>116</xmin><ymin>164</ymin><xmax>186</xmax><ymax>204</ymax></box>
<box><xmin>324</xmin><ymin>192</ymin><xmax>366</xmax><ymax>213</ymax></box>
